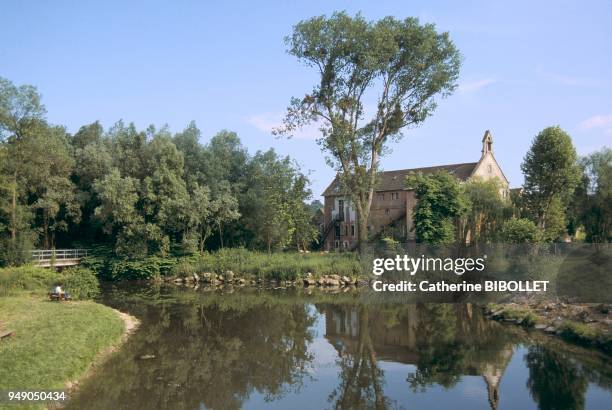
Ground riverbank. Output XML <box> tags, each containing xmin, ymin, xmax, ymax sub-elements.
<box><xmin>85</xmin><ymin>248</ymin><xmax>365</xmax><ymax>282</ymax></box>
<box><xmin>0</xmin><ymin>295</ymin><xmax>137</xmax><ymax>408</ymax></box>
<box><xmin>486</xmin><ymin>299</ymin><xmax>612</xmax><ymax>355</ymax></box>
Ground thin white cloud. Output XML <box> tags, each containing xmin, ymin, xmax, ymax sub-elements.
<box><xmin>579</xmin><ymin>113</ymin><xmax>612</xmax><ymax>136</ymax></box>
<box><xmin>245</xmin><ymin>112</ymin><xmax>320</xmax><ymax>140</ymax></box>
<box><xmin>536</xmin><ymin>66</ymin><xmax>600</xmax><ymax>87</ymax></box>
<box><xmin>580</xmin><ymin>113</ymin><xmax>612</xmax><ymax>129</ymax></box>
<box><xmin>245</xmin><ymin>113</ymin><xmax>281</xmax><ymax>133</ymax></box>
<box><xmin>457</xmin><ymin>78</ymin><xmax>496</xmax><ymax>93</ymax></box>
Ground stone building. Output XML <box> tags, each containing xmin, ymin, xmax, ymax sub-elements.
<box><xmin>321</xmin><ymin>130</ymin><xmax>509</xmax><ymax>250</ymax></box>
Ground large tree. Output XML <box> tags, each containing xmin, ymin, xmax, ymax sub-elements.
<box><xmin>0</xmin><ymin>77</ymin><xmax>46</xmax><ymax>246</ymax></box>
<box><xmin>521</xmin><ymin>126</ymin><xmax>581</xmax><ymax>237</ymax></box>
<box><xmin>277</xmin><ymin>12</ymin><xmax>461</xmax><ymax>253</ymax></box>
<box><xmin>573</xmin><ymin>147</ymin><xmax>611</xmax><ymax>242</ymax></box>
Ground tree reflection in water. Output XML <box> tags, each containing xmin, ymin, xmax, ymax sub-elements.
<box><xmin>321</xmin><ymin>303</ymin><xmax>517</xmax><ymax>410</ymax></box>
<box><xmin>65</xmin><ymin>286</ymin><xmax>612</xmax><ymax>410</ymax></box>
<box><xmin>66</xmin><ymin>292</ymin><xmax>316</xmax><ymax>410</ymax></box>
<box><xmin>525</xmin><ymin>345</ymin><xmax>588</xmax><ymax>410</ymax></box>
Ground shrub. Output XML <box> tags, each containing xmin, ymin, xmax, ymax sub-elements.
<box><xmin>106</xmin><ymin>257</ymin><xmax>176</xmax><ymax>280</ymax></box>
<box><xmin>60</xmin><ymin>267</ymin><xmax>100</xmax><ymax>300</ymax></box>
<box><xmin>559</xmin><ymin>321</ymin><xmax>598</xmax><ymax>347</ymax></box>
<box><xmin>0</xmin><ymin>265</ymin><xmax>60</xmax><ymax>295</ymax></box>
<box><xmin>501</xmin><ymin>218</ymin><xmax>540</xmax><ymax>243</ymax></box>
<box><xmin>171</xmin><ymin>260</ymin><xmax>197</xmax><ymax>278</ymax></box>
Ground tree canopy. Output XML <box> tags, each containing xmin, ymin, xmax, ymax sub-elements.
<box><xmin>277</xmin><ymin>12</ymin><xmax>461</xmax><ymax>252</ymax></box>
<box><xmin>0</xmin><ymin>77</ymin><xmax>319</xmax><ymax>265</ymax></box>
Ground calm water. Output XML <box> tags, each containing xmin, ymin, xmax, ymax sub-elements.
<box><xmin>66</xmin><ymin>284</ymin><xmax>612</xmax><ymax>410</ymax></box>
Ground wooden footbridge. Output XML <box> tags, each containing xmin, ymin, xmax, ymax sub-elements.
<box><xmin>31</xmin><ymin>249</ymin><xmax>89</xmax><ymax>268</ymax></box>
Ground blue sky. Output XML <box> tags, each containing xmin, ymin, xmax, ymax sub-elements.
<box><xmin>2</xmin><ymin>0</ymin><xmax>610</xmax><ymax>199</ymax></box>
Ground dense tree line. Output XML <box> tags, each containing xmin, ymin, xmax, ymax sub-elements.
<box><xmin>407</xmin><ymin>126</ymin><xmax>610</xmax><ymax>244</ymax></box>
<box><xmin>0</xmin><ymin>77</ymin><xmax>318</xmax><ymax>265</ymax></box>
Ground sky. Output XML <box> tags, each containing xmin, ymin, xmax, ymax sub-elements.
<box><xmin>1</xmin><ymin>0</ymin><xmax>611</xmax><ymax>199</ymax></box>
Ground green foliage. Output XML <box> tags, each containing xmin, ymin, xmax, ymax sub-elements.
<box><xmin>242</xmin><ymin>150</ymin><xmax>316</xmax><ymax>252</ymax></box>
<box><xmin>0</xmin><ymin>76</ymin><xmax>321</xmax><ymax>261</ymax></box>
<box><xmin>501</xmin><ymin>218</ymin><xmax>540</xmax><ymax>243</ymax></box>
<box><xmin>462</xmin><ymin>178</ymin><xmax>507</xmax><ymax>242</ymax></box>
<box><xmin>0</xmin><ymin>231</ymin><xmax>35</xmax><ymax>266</ymax></box>
<box><xmin>559</xmin><ymin>321</ymin><xmax>611</xmax><ymax>353</ymax></box>
<box><xmin>406</xmin><ymin>171</ymin><xmax>468</xmax><ymax>244</ymax></box>
<box><xmin>571</xmin><ymin>147</ymin><xmax>611</xmax><ymax>242</ymax></box>
<box><xmin>277</xmin><ymin>12</ymin><xmax>461</xmax><ymax>252</ymax></box>
<box><xmin>85</xmin><ymin>249</ymin><xmax>361</xmax><ymax>282</ymax></box>
<box><xmin>194</xmin><ymin>249</ymin><xmax>362</xmax><ymax>281</ymax></box>
<box><xmin>0</xmin><ymin>265</ymin><xmax>100</xmax><ymax>299</ymax></box>
<box><xmin>105</xmin><ymin>257</ymin><xmax>176</xmax><ymax>281</ymax></box>
<box><xmin>540</xmin><ymin>196</ymin><xmax>567</xmax><ymax>242</ymax></box>
<box><xmin>171</xmin><ymin>260</ymin><xmax>198</xmax><ymax>278</ymax></box>
<box><xmin>60</xmin><ymin>266</ymin><xmax>100</xmax><ymax>300</ymax></box>
<box><xmin>521</xmin><ymin>126</ymin><xmax>581</xmax><ymax>238</ymax></box>
<box><xmin>0</xmin><ymin>265</ymin><xmax>58</xmax><ymax>295</ymax></box>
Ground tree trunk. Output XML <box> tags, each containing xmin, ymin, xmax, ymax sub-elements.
<box><xmin>199</xmin><ymin>232</ymin><xmax>205</xmax><ymax>254</ymax></box>
<box><xmin>43</xmin><ymin>216</ymin><xmax>49</xmax><ymax>249</ymax></box>
<box><xmin>10</xmin><ymin>175</ymin><xmax>17</xmax><ymax>241</ymax></box>
<box><xmin>218</xmin><ymin>222</ymin><xmax>224</xmax><ymax>248</ymax></box>
<box><xmin>356</xmin><ymin>201</ymin><xmax>370</xmax><ymax>255</ymax></box>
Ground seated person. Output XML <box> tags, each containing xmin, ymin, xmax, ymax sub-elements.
<box><xmin>49</xmin><ymin>284</ymin><xmax>65</xmax><ymax>300</ymax></box>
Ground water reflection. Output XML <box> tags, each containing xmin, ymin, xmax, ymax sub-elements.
<box><xmin>66</xmin><ymin>285</ymin><xmax>612</xmax><ymax>410</ymax></box>
<box><xmin>323</xmin><ymin>304</ymin><xmax>515</xmax><ymax>409</ymax></box>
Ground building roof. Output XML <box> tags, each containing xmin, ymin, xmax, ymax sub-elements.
<box><xmin>322</xmin><ymin>162</ymin><xmax>478</xmax><ymax>196</ymax></box>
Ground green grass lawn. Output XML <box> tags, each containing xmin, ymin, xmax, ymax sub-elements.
<box><xmin>0</xmin><ymin>296</ymin><xmax>124</xmax><ymax>399</ymax></box>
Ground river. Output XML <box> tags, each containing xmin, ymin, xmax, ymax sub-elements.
<box><xmin>65</xmin><ymin>283</ymin><xmax>612</xmax><ymax>410</ymax></box>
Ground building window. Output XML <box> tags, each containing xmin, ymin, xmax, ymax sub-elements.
<box><xmin>385</xmin><ymin>208</ymin><xmax>390</xmax><ymax>215</ymax></box>
<box><xmin>391</xmin><ymin>192</ymin><xmax>399</xmax><ymax>200</ymax></box>
<box><xmin>351</xmin><ymin>224</ymin><xmax>355</xmax><ymax>236</ymax></box>
<box><xmin>343</xmin><ymin>241</ymin><xmax>348</xmax><ymax>249</ymax></box>
<box><xmin>334</xmin><ymin>240</ymin><xmax>339</xmax><ymax>249</ymax></box>
<box><xmin>488</xmin><ymin>164</ymin><xmax>493</xmax><ymax>173</ymax></box>
<box><xmin>335</xmin><ymin>225</ymin><xmax>341</xmax><ymax>237</ymax></box>
<box><xmin>377</xmin><ymin>193</ymin><xmax>384</xmax><ymax>200</ymax></box>
<box><xmin>344</xmin><ymin>225</ymin><xmax>348</xmax><ymax>236</ymax></box>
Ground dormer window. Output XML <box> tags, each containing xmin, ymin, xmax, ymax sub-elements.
<box><xmin>488</xmin><ymin>164</ymin><xmax>493</xmax><ymax>173</ymax></box>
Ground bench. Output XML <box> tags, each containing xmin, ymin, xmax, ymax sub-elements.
<box><xmin>48</xmin><ymin>292</ymin><xmax>72</xmax><ymax>301</ymax></box>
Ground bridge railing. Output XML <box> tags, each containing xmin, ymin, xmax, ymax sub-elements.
<box><xmin>31</xmin><ymin>249</ymin><xmax>89</xmax><ymax>261</ymax></box>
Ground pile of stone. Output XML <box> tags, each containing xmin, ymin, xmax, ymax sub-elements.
<box><xmin>169</xmin><ymin>271</ymin><xmax>247</xmax><ymax>286</ymax></box>
<box><xmin>302</xmin><ymin>273</ymin><xmax>357</xmax><ymax>288</ymax></box>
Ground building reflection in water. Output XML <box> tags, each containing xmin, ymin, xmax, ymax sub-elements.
<box><xmin>321</xmin><ymin>304</ymin><xmax>514</xmax><ymax>410</ymax></box>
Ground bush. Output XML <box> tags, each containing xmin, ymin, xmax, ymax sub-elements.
<box><xmin>0</xmin><ymin>265</ymin><xmax>60</xmax><ymax>295</ymax></box>
<box><xmin>60</xmin><ymin>267</ymin><xmax>100</xmax><ymax>300</ymax></box>
<box><xmin>501</xmin><ymin>218</ymin><xmax>540</xmax><ymax>243</ymax></box>
<box><xmin>171</xmin><ymin>260</ymin><xmax>198</xmax><ymax>278</ymax></box>
<box><xmin>105</xmin><ymin>257</ymin><xmax>176</xmax><ymax>280</ymax></box>
<box><xmin>0</xmin><ymin>265</ymin><xmax>100</xmax><ymax>300</ymax></box>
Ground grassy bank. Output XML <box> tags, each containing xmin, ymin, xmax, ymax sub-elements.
<box><xmin>487</xmin><ymin>303</ymin><xmax>612</xmax><ymax>355</ymax></box>
<box><xmin>0</xmin><ymin>265</ymin><xmax>100</xmax><ymax>299</ymax></box>
<box><xmin>0</xmin><ymin>296</ymin><xmax>125</xmax><ymax>405</ymax></box>
<box><xmin>85</xmin><ymin>248</ymin><xmax>365</xmax><ymax>281</ymax></box>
